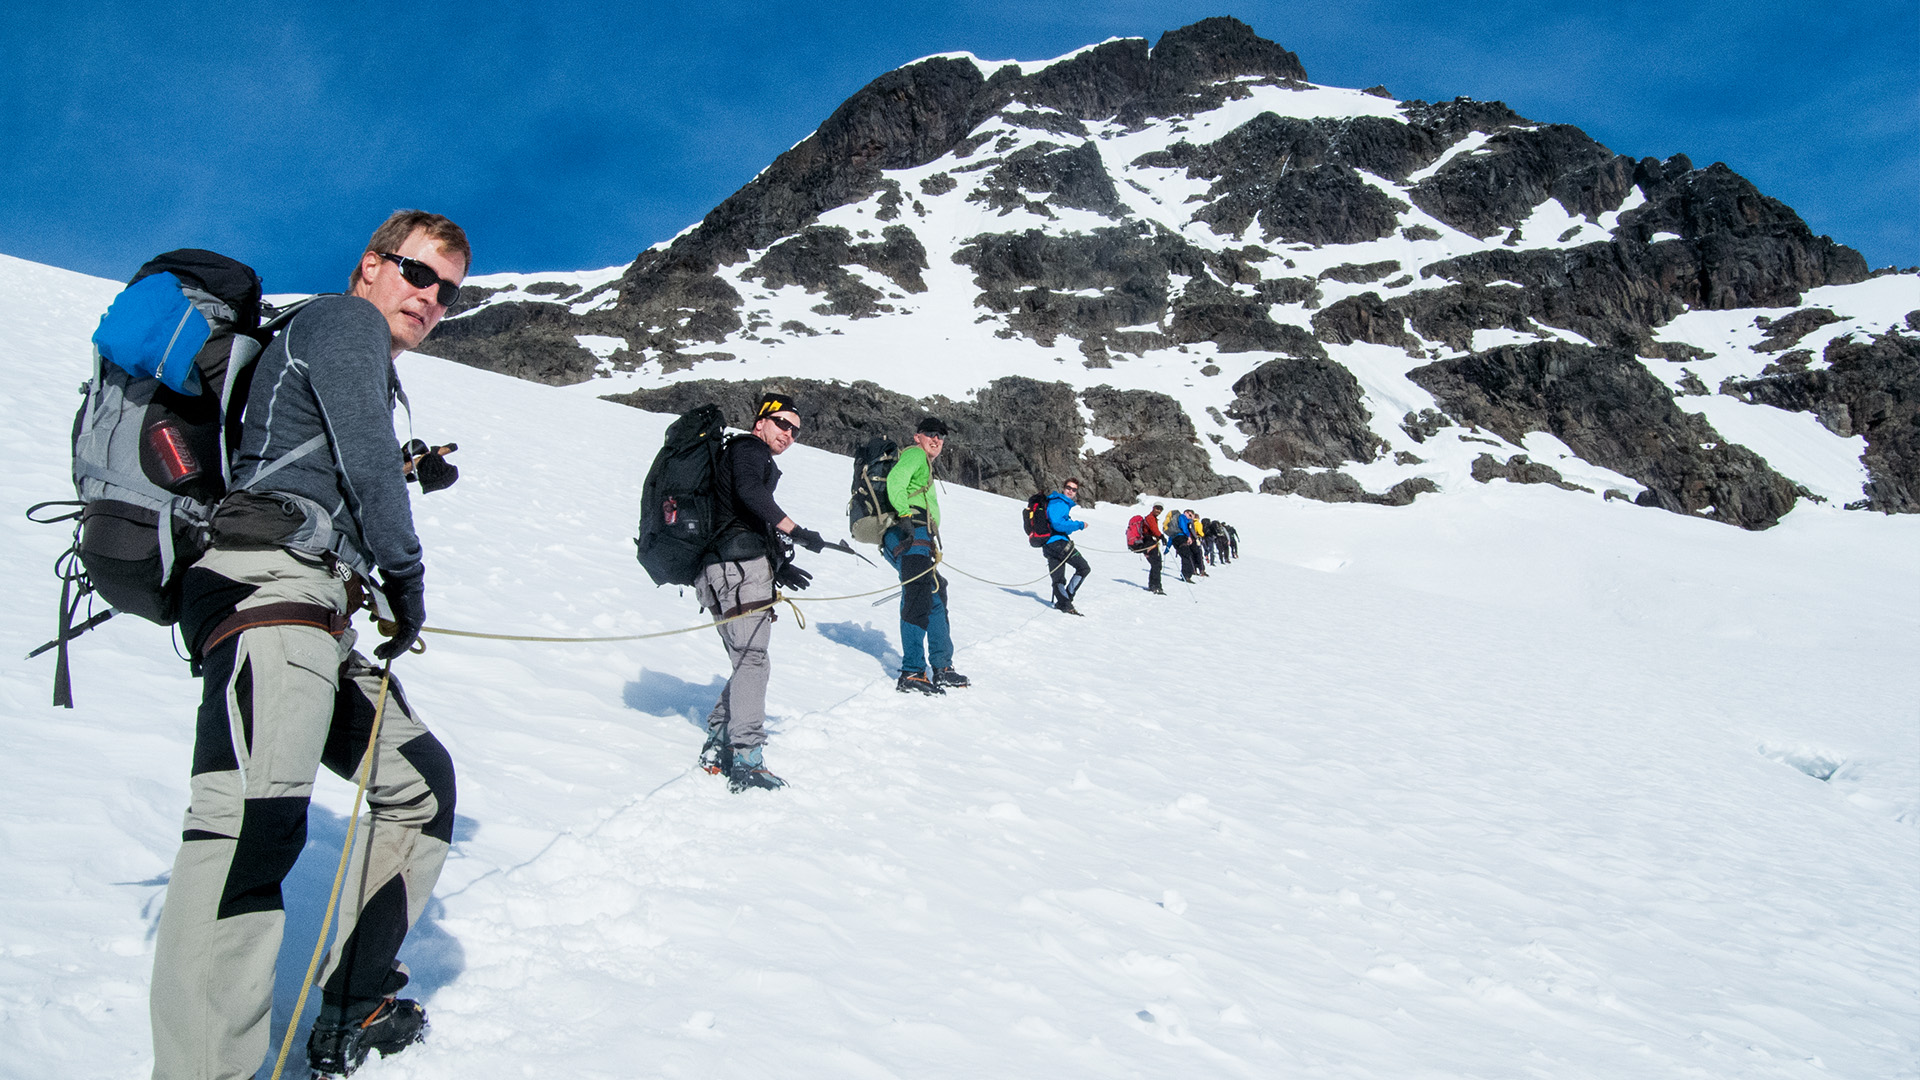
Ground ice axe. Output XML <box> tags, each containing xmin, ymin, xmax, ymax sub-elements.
<box><xmin>821</xmin><ymin>538</ymin><xmax>876</xmax><ymax>567</ymax></box>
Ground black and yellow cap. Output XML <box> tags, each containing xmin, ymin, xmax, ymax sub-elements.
<box><xmin>756</xmin><ymin>392</ymin><xmax>798</xmax><ymax>419</ymax></box>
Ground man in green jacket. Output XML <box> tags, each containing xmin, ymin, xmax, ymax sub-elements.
<box><xmin>883</xmin><ymin>417</ymin><xmax>968</xmax><ymax>694</ymax></box>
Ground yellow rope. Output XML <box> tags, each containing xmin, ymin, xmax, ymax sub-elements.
<box><xmin>940</xmin><ymin>541</ymin><xmax>1081</xmax><ymax>589</ymax></box>
<box><xmin>268</xmin><ymin>659</ymin><xmax>394</xmax><ymax>1080</ymax></box>
<box><xmin>416</xmin><ymin>553</ymin><xmax>946</xmax><ymax>644</ymax></box>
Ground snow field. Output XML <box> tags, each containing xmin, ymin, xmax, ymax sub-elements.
<box><xmin>3</xmin><ymin>254</ymin><xmax>1917</xmax><ymax>1078</ymax></box>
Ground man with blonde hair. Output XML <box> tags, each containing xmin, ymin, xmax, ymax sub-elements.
<box><xmin>150</xmin><ymin>210</ymin><xmax>468</xmax><ymax>1079</ymax></box>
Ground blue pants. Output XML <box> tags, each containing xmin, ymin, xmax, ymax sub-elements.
<box><xmin>882</xmin><ymin>520</ymin><xmax>952</xmax><ymax>674</ymax></box>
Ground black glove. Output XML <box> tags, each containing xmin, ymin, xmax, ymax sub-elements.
<box><xmin>789</xmin><ymin>526</ymin><xmax>826</xmax><ymax>553</ymax></box>
<box><xmin>774</xmin><ymin>563</ymin><xmax>812</xmax><ymax>592</ymax></box>
<box><xmin>374</xmin><ymin>567</ymin><xmax>426</xmax><ymax>660</ymax></box>
<box><xmin>414</xmin><ymin>451</ymin><xmax>459</xmax><ymax>493</ymax></box>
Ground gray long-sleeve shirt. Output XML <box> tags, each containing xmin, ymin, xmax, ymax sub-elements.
<box><xmin>232</xmin><ymin>294</ymin><xmax>422</xmax><ymax>578</ymax></box>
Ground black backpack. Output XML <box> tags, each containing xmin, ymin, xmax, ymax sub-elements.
<box><xmin>30</xmin><ymin>250</ymin><xmax>314</xmax><ymax>706</ymax></box>
<box><xmin>635</xmin><ymin>403</ymin><xmax>729</xmax><ymax>586</ymax></box>
<box><xmin>1022</xmin><ymin>492</ymin><xmax>1052</xmax><ymax>548</ymax></box>
<box><xmin>847</xmin><ymin>435</ymin><xmax>899</xmax><ymax>545</ymax></box>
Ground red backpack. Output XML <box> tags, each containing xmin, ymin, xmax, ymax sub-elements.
<box><xmin>1124</xmin><ymin>514</ymin><xmax>1147</xmax><ymax>550</ymax></box>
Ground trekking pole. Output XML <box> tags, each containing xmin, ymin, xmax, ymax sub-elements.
<box><xmin>268</xmin><ymin>656</ymin><xmax>395</xmax><ymax>1080</ymax></box>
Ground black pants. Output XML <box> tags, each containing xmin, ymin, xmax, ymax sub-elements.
<box><xmin>1045</xmin><ymin>539</ymin><xmax>1089</xmax><ymax>607</ymax></box>
<box><xmin>1176</xmin><ymin>539</ymin><xmax>1202</xmax><ymax>580</ymax></box>
<box><xmin>1137</xmin><ymin>544</ymin><xmax>1163</xmax><ymax>591</ymax></box>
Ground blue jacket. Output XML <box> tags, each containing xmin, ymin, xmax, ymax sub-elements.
<box><xmin>1046</xmin><ymin>491</ymin><xmax>1085</xmax><ymax>538</ymax></box>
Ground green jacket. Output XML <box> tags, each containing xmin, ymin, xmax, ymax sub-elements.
<box><xmin>887</xmin><ymin>444</ymin><xmax>939</xmax><ymax>530</ymax></box>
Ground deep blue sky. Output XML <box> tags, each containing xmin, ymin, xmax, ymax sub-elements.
<box><xmin>3</xmin><ymin>2</ymin><xmax>1914</xmax><ymax>293</ymax></box>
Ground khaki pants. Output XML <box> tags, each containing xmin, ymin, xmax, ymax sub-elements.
<box><xmin>694</xmin><ymin>557</ymin><xmax>775</xmax><ymax>750</ymax></box>
<box><xmin>151</xmin><ymin>549</ymin><xmax>455</xmax><ymax>1080</ymax></box>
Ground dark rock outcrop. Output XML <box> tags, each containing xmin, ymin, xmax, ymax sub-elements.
<box><xmin>1613</xmin><ymin>159</ymin><xmax>1869</xmax><ymax>306</ymax></box>
<box><xmin>1721</xmin><ymin>330</ymin><xmax>1920</xmax><ymax>512</ymax></box>
<box><xmin>1229</xmin><ymin>357</ymin><xmax>1386</xmax><ymax>468</ymax></box>
<box><xmin>1409</xmin><ymin>341</ymin><xmax>1800</xmax><ymax>528</ymax></box>
<box><xmin>1319</xmin><ymin>260</ymin><xmax>1401</xmax><ymax>284</ymax></box>
<box><xmin>1132</xmin><ymin>113</ymin><xmax>1416</xmax><ymax>245</ymax></box>
<box><xmin>1114</xmin><ymin>17</ymin><xmax>1308</xmax><ymax>125</ymax></box>
<box><xmin>1754</xmin><ymin>308</ymin><xmax>1845</xmax><ymax>352</ymax></box>
<box><xmin>970</xmin><ymin>141</ymin><xmax>1127</xmax><ymax>219</ymax></box>
<box><xmin>419</xmin><ymin>298</ymin><xmax>605</xmax><ymax>385</ymax></box>
<box><xmin>1409</xmin><ymin>125</ymin><xmax>1633</xmax><ymax>239</ymax></box>
<box><xmin>1411</xmin><ymin>164</ymin><xmax>1868</xmax><ymax>354</ymax></box>
<box><xmin>1401</xmin><ymin>408</ymin><xmax>1452</xmax><ymax>442</ymax></box>
<box><xmin>604</xmin><ymin>375</ymin><xmax>1242</xmax><ymax>504</ymax></box>
<box><xmin>1313</xmin><ymin>292</ymin><xmax>1417</xmax><ymax>350</ymax></box>
<box><xmin>1470</xmin><ymin>453</ymin><xmax>1592</xmax><ymax>492</ymax></box>
<box><xmin>955</xmin><ymin>226</ymin><xmax>1186</xmax><ymax>353</ymax></box>
<box><xmin>1260</xmin><ymin>470</ymin><xmax>1436</xmax><ymax>505</ymax></box>
<box><xmin>1079</xmin><ymin>386</ymin><xmax>1250</xmax><ymax>502</ymax></box>
<box><xmin>744</xmin><ymin>225</ymin><xmax>929</xmax><ymax>318</ymax></box>
<box><xmin>954</xmin><ymin>225</ymin><xmax>1321</xmax><ymax>357</ymax></box>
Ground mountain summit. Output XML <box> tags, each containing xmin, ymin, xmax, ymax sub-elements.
<box><xmin>421</xmin><ymin>17</ymin><xmax>1916</xmax><ymax>529</ymax></box>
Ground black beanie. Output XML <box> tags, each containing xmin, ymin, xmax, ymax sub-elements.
<box><xmin>756</xmin><ymin>392</ymin><xmax>798</xmax><ymax>419</ymax></box>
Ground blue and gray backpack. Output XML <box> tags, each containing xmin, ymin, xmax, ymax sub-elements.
<box><xmin>29</xmin><ymin>250</ymin><xmax>314</xmax><ymax>705</ymax></box>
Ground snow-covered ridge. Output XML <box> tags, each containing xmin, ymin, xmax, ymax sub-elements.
<box><xmin>913</xmin><ymin>37</ymin><xmax>1148</xmax><ymax>81</ymax></box>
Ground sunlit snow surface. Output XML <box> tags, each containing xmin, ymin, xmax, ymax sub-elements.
<box><xmin>3</xmin><ymin>251</ymin><xmax>1916</xmax><ymax>1078</ymax></box>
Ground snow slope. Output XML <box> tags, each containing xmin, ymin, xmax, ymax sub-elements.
<box><xmin>3</xmin><ymin>252</ymin><xmax>1916</xmax><ymax>1078</ymax></box>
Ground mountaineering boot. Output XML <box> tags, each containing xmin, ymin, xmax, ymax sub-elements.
<box><xmin>1151</xmin><ymin>587</ymin><xmax>1167</xmax><ymax>595</ymax></box>
<box><xmin>1055</xmin><ymin>601</ymin><xmax>1082</xmax><ymax>616</ymax></box>
<box><xmin>307</xmin><ymin>997</ymin><xmax>428</xmax><ymax>1077</ymax></box>
<box><xmin>933</xmin><ymin>667</ymin><xmax>970</xmax><ymax>689</ymax></box>
<box><xmin>699</xmin><ymin>724</ymin><xmax>732</xmax><ymax>775</ymax></box>
<box><xmin>896</xmin><ymin>669</ymin><xmax>946</xmax><ymax>695</ymax></box>
<box><xmin>728</xmin><ymin>746</ymin><xmax>787</xmax><ymax>792</ymax></box>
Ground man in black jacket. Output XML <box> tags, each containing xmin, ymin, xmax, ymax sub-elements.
<box><xmin>695</xmin><ymin>392</ymin><xmax>827</xmax><ymax>792</ymax></box>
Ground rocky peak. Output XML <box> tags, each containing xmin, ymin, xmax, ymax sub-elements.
<box><xmin>420</xmin><ymin>17</ymin><xmax>1908</xmax><ymax>532</ymax></box>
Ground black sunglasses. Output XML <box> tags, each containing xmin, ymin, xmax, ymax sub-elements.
<box><xmin>377</xmin><ymin>252</ymin><xmax>461</xmax><ymax>307</ymax></box>
<box><xmin>766</xmin><ymin>414</ymin><xmax>800</xmax><ymax>434</ymax></box>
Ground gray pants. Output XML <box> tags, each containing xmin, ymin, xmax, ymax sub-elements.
<box><xmin>151</xmin><ymin>549</ymin><xmax>455</xmax><ymax>1080</ymax></box>
<box><xmin>694</xmin><ymin>557</ymin><xmax>775</xmax><ymax>750</ymax></box>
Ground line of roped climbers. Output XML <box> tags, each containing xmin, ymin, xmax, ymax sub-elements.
<box><xmin>1123</xmin><ymin>501</ymin><xmax>1242</xmax><ymax>593</ymax></box>
<box><xmin>38</xmin><ymin>209</ymin><xmax>1247</xmax><ymax>1080</ymax></box>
